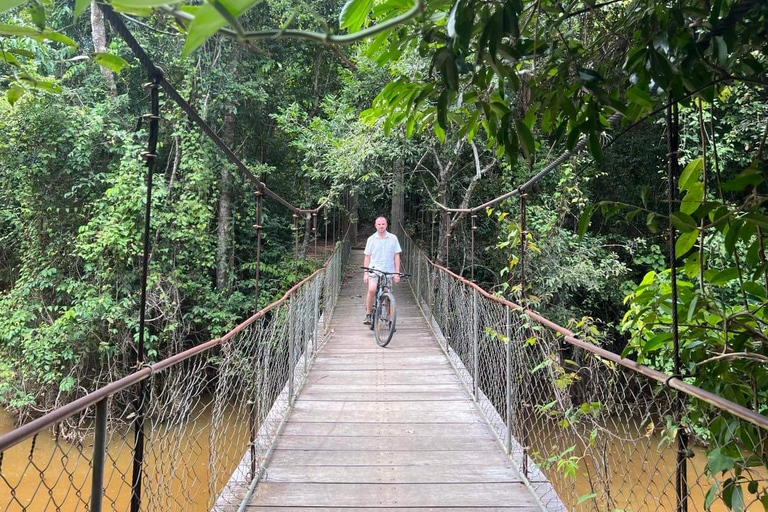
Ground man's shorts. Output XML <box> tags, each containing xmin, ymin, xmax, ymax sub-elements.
<box><xmin>365</xmin><ymin>271</ymin><xmax>380</xmax><ymax>284</ymax></box>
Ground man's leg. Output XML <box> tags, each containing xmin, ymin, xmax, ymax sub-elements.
<box><xmin>364</xmin><ymin>277</ymin><xmax>377</xmax><ymax>324</ymax></box>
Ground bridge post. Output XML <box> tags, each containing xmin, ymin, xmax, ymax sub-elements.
<box><xmin>303</xmin><ymin>286</ymin><xmax>309</xmax><ymax>376</ymax></box>
<box><xmin>505</xmin><ymin>306</ymin><xmax>511</xmax><ymax>455</ymax></box>
<box><xmin>90</xmin><ymin>398</ymin><xmax>108</xmax><ymax>512</ymax></box>
<box><xmin>314</xmin><ymin>274</ymin><xmax>320</xmax><ymax>353</ymax></box>
<box><xmin>416</xmin><ymin>255</ymin><xmax>421</xmax><ymax>306</ymax></box>
<box><xmin>472</xmin><ymin>288</ymin><xmax>479</xmax><ymax>402</ymax></box>
<box><xmin>289</xmin><ymin>295</ymin><xmax>295</xmax><ymax>406</ymax></box>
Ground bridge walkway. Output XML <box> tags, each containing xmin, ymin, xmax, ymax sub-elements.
<box><xmin>244</xmin><ymin>249</ymin><xmax>544</xmax><ymax>511</ymax></box>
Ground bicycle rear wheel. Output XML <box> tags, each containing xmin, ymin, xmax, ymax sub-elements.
<box><xmin>374</xmin><ymin>292</ymin><xmax>396</xmax><ymax>347</ymax></box>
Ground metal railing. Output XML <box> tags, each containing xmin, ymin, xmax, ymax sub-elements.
<box><xmin>397</xmin><ymin>225</ymin><xmax>768</xmax><ymax>512</ymax></box>
<box><xmin>0</xmin><ymin>235</ymin><xmax>350</xmax><ymax>512</ymax></box>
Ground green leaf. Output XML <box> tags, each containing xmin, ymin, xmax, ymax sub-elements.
<box><xmin>724</xmin><ymin>220</ymin><xmax>743</xmax><ymax>255</ymax></box>
<box><xmin>640</xmin><ymin>185</ymin><xmax>650</xmax><ymax>208</ymax></box>
<box><xmin>678</xmin><ymin>157</ymin><xmax>703</xmax><ymax>192</ymax></box>
<box><xmin>576</xmin><ymin>493</ymin><xmax>597</xmax><ymax>505</ymax></box>
<box><xmin>6</xmin><ymin>83</ymin><xmax>24</xmax><ymax>105</ymax></box>
<box><xmin>437</xmin><ymin>88</ymin><xmax>449</xmax><ymax>130</ymax></box>
<box><xmin>626</xmin><ymin>85</ymin><xmax>654</xmax><ymax>107</ymax></box>
<box><xmin>181</xmin><ymin>0</ymin><xmax>263</xmax><ymax>57</ymax></box>
<box><xmin>0</xmin><ymin>23</ymin><xmax>76</xmax><ymax>47</ymax></box>
<box><xmin>707</xmin><ymin>447</ymin><xmax>736</xmax><ymax>474</ymax></box>
<box><xmin>339</xmin><ymin>0</ymin><xmax>375</xmax><ymax>33</ymax></box>
<box><xmin>515</xmin><ymin>119</ymin><xmax>535</xmax><ymax>159</ymax></box>
<box><xmin>722</xmin><ymin>165</ymin><xmax>763</xmax><ymax>192</ymax></box>
<box><xmin>675</xmin><ymin>230</ymin><xmax>698</xmax><ymax>258</ymax></box>
<box><xmin>73</xmin><ymin>0</ymin><xmax>90</xmax><ymax>19</ymax></box>
<box><xmin>0</xmin><ymin>0</ymin><xmax>27</xmax><ymax>13</ymax></box>
<box><xmin>644</xmin><ymin>332</ymin><xmax>671</xmax><ymax>352</ymax></box>
<box><xmin>680</xmin><ymin>182</ymin><xmax>704</xmax><ymax>215</ymax></box>
<box><xmin>723</xmin><ymin>482</ymin><xmax>744</xmax><ymax>512</ymax></box>
<box><xmin>704</xmin><ymin>482</ymin><xmax>719</xmax><ymax>509</ymax></box>
<box><xmin>18</xmin><ymin>73</ymin><xmax>62</xmax><ymax>93</ymax></box>
<box><xmin>578</xmin><ymin>68</ymin><xmax>604</xmax><ymax>83</ymax></box>
<box><xmin>91</xmin><ymin>52</ymin><xmax>130</xmax><ymax>73</ymax></box>
<box><xmin>578</xmin><ymin>205</ymin><xmax>594</xmax><ymax>239</ymax></box>
<box><xmin>0</xmin><ymin>50</ymin><xmax>20</xmax><ymax>66</ymax></box>
<box><xmin>588</xmin><ymin>132</ymin><xmax>603</xmax><ymax>163</ymax></box>
<box><xmin>741</xmin><ymin>212</ymin><xmax>768</xmax><ymax>230</ymax></box>
<box><xmin>670</xmin><ymin>211</ymin><xmax>697</xmax><ymax>232</ymax></box>
<box><xmin>684</xmin><ymin>252</ymin><xmax>700</xmax><ymax>279</ymax></box>
<box><xmin>28</xmin><ymin>0</ymin><xmax>45</xmax><ymax>30</ymax></box>
<box><xmin>709</xmin><ymin>267</ymin><xmax>739</xmax><ymax>286</ymax></box>
<box><xmin>743</xmin><ymin>281</ymin><xmax>766</xmax><ymax>299</ymax></box>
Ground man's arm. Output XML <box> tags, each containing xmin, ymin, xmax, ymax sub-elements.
<box><xmin>393</xmin><ymin>252</ymin><xmax>401</xmax><ymax>283</ymax></box>
<box><xmin>363</xmin><ymin>253</ymin><xmax>371</xmax><ymax>282</ymax></box>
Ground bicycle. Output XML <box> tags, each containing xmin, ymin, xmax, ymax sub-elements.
<box><xmin>361</xmin><ymin>267</ymin><xmax>410</xmax><ymax>347</ymax></box>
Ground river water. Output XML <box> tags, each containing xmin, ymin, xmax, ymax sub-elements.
<box><xmin>1</xmin><ymin>407</ymin><xmax>765</xmax><ymax>511</ymax></box>
<box><xmin>0</xmin><ymin>405</ymin><xmax>248</xmax><ymax>512</ymax></box>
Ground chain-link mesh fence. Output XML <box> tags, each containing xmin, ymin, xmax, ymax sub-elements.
<box><xmin>399</xmin><ymin>227</ymin><xmax>768</xmax><ymax>512</ymax></box>
<box><xmin>0</xmin><ymin>236</ymin><xmax>350</xmax><ymax>512</ymax></box>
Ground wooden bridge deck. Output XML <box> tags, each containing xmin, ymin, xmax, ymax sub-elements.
<box><xmin>245</xmin><ymin>249</ymin><xmax>545</xmax><ymax>511</ymax></box>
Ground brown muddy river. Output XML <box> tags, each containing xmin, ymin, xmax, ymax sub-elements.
<box><xmin>1</xmin><ymin>406</ymin><xmax>766</xmax><ymax>511</ymax></box>
<box><xmin>0</xmin><ymin>405</ymin><xmax>249</xmax><ymax>512</ymax></box>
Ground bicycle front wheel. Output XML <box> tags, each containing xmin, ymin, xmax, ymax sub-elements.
<box><xmin>374</xmin><ymin>292</ymin><xmax>396</xmax><ymax>347</ymax></box>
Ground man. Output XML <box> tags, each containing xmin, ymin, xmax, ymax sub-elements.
<box><xmin>363</xmin><ymin>216</ymin><xmax>402</xmax><ymax>325</ymax></box>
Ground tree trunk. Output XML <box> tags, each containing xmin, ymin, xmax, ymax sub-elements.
<box><xmin>216</xmin><ymin>48</ymin><xmax>239</xmax><ymax>294</ymax></box>
<box><xmin>90</xmin><ymin>2</ymin><xmax>116</xmax><ymax>96</ymax></box>
<box><xmin>390</xmin><ymin>156</ymin><xmax>405</xmax><ymax>234</ymax></box>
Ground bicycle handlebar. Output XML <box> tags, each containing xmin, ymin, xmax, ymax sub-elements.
<box><xmin>360</xmin><ymin>266</ymin><xmax>411</xmax><ymax>277</ymax></box>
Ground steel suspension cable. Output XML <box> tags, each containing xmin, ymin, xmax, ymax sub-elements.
<box><xmin>98</xmin><ymin>4</ymin><xmax>328</xmax><ymax>215</ymax></box>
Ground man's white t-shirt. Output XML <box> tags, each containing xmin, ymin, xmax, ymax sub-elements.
<box><xmin>364</xmin><ymin>231</ymin><xmax>402</xmax><ymax>273</ymax></box>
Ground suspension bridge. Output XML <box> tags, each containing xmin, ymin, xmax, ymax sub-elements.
<box><xmin>2</xmin><ymin>227</ymin><xmax>767</xmax><ymax>512</ymax></box>
<box><xmin>2</xmin><ymin>4</ymin><xmax>768</xmax><ymax>511</ymax></box>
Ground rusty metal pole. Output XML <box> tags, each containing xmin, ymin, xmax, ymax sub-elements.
<box><xmin>519</xmin><ymin>193</ymin><xmax>529</xmax><ymax>479</ymax></box>
<box><xmin>131</xmin><ymin>75</ymin><xmax>161</xmax><ymax>512</ymax></box>
<box><xmin>667</xmin><ymin>98</ymin><xmax>688</xmax><ymax>512</ymax></box>
<box><xmin>430</xmin><ymin>211</ymin><xmax>435</xmax><ymax>258</ymax></box>
<box><xmin>293</xmin><ymin>214</ymin><xmax>299</xmax><ymax>278</ymax></box>
<box><xmin>313</xmin><ymin>212</ymin><xmax>317</xmax><ymax>261</ymax></box>
<box><xmin>91</xmin><ymin>399</ymin><xmax>108</xmax><ymax>512</ymax></box>
<box><xmin>249</xmin><ymin>186</ymin><xmax>263</xmax><ymax>481</ymax></box>
<box><xmin>472</xmin><ymin>288</ymin><xmax>479</xmax><ymax>401</ymax></box>
<box><xmin>288</xmin><ymin>295</ymin><xmax>295</xmax><ymax>406</ymax></box>
<box><xmin>253</xmin><ymin>187</ymin><xmax>263</xmax><ymax>313</ymax></box>
<box><xmin>471</xmin><ymin>214</ymin><xmax>477</xmax><ymax>282</ymax></box>
<box><xmin>505</xmin><ymin>306</ymin><xmax>512</xmax><ymax>455</ymax></box>
<box><xmin>324</xmin><ymin>210</ymin><xmax>328</xmax><ymax>250</ymax></box>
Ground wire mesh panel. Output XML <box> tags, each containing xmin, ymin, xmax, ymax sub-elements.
<box><xmin>398</xmin><ymin>226</ymin><xmax>768</xmax><ymax>512</ymax></box>
<box><xmin>0</xmin><ymin>240</ymin><xmax>350</xmax><ymax>512</ymax></box>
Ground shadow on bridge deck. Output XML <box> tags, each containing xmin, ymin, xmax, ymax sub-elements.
<box><xmin>241</xmin><ymin>249</ymin><xmax>547</xmax><ymax>511</ymax></box>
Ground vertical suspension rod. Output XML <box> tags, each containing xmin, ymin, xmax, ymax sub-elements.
<box><xmin>254</xmin><ymin>187</ymin><xmax>263</xmax><ymax>313</ymax></box>
<box><xmin>131</xmin><ymin>75</ymin><xmax>161</xmax><ymax>512</ymax></box>
<box><xmin>470</xmin><ymin>214</ymin><xmax>477</xmax><ymax>282</ymax></box>
<box><xmin>667</xmin><ymin>99</ymin><xmax>688</xmax><ymax>512</ymax></box>
<box><xmin>519</xmin><ymin>193</ymin><xmax>529</xmax><ymax>478</ymax></box>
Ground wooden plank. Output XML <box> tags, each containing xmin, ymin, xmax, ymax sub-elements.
<box><xmin>248</xmin><ymin>508</ymin><xmax>540</xmax><ymax>511</ymax></box>
<box><xmin>298</xmin><ymin>392</ymin><xmax>467</xmax><ymax>401</ymax></box>
<box><xmin>279</xmin><ymin>422</ymin><xmax>492</xmax><ymax>437</ymax></box>
<box><xmin>304</xmin><ymin>372</ymin><xmax>459</xmax><ymax>386</ymax></box>
<box><xmin>287</xmin><ymin>408</ymin><xmax>480</xmax><ymax>423</ymax></box>
<box><xmin>300</xmin><ymin>383</ymin><xmax>464</xmax><ymax>393</ymax></box>
<box><xmin>267</xmin><ymin>449</ymin><xmax>510</xmax><ymax>467</ymax></box>
<box><xmin>250</xmin><ymin>483</ymin><xmax>541</xmax><ymax>507</ymax></box>
<box><xmin>259</xmin><ymin>465</ymin><xmax>521</xmax><ymax>484</ymax></box>
<box><xmin>273</xmin><ymin>435</ymin><xmax>499</xmax><ymax>451</ymax></box>
<box><xmin>291</xmin><ymin>401</ymin><xmax>475</xmax><ymax>413</ymax></box>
